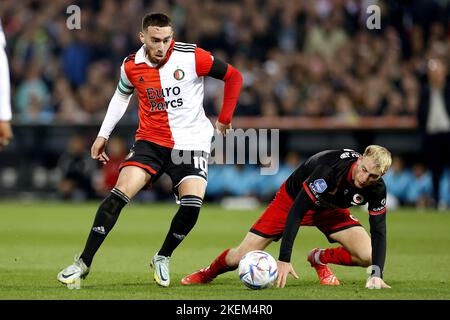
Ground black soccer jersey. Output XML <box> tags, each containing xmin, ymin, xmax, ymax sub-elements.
<box><xmin>285</xmin><ymin>149</ymin><xmax>387</xmax><ymax>214</ymax></box>
<box><xmin>279</xmin><ymin>149</ymin><xmax>388</xmax><ymax>277</ymax></box>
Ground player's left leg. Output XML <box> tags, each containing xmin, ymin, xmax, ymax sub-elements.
<box><xmin>151</xmin><ymin>177</ymin><xmax>207</xmax><ymax>287</ymax></box>
<box><xmin>307</xmin><ymin>209</ymin><xmax>367</xmax><ymax>285</ymax></box>
<box><xmin>182</xmin><ymin>181</ymin><xmax>292</xmax><ymax>285</ymax></box>
<box><xmin>308</xmin><ymin>226</ymin><xmax>371</xmax><ymax>285</ymax></box>
<box><xmin>326</xmin><ymin>226</ymin><xmax>372</xmax><ymax>267</ymax></box>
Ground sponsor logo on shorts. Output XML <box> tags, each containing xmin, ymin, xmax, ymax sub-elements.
<box><xmin>312</xmin><ymin>179</ymin><xmax>327</xmax><ymax>194</ymax></box>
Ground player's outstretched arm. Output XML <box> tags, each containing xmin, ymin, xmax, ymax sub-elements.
<box><xmin>91</xmin><ymin>136</ymin><xmax>109</xmax><ymax>164</ymax></box>
<box><xmin>196</xmin><ymin>47</ymin><xmax>242</xmax><ymax>135</ymax></box>
<box><xmin>276</xmin><ymin>261</ymin><xmax>299</xmax><ymax>288</ymax></box>
<box><xmin>365</xmin><ymin>276</ymin><xmax>391</xmax><ymax>289</ymax></box>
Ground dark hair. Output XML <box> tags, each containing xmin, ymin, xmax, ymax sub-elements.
<box><xmin>142</xmin><ymin>13</ymin><xmax>172</xmax><ymax>31</ymax></box>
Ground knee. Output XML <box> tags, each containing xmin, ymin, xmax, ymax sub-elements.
<box><xmin>113</xmin><ymin>184</ymin><xmax>133</xmax><ymax>200</ymax></box>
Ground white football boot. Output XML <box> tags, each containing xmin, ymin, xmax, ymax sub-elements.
<box><xmin>150</xmin><ymin>253</ymin><xmax>170</xmax><ymax>287</ymax></box>
<box><xmin>57</xmin><ymin>255</ymin><xmax>90</xmax><ymax>289</ymax></box>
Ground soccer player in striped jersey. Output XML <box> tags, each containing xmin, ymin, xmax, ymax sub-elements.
<box><xmin>57</xmin><ymin>13</ymin><xmax>243</xmax><ymax>288</ymax></box>
<box><xmin>182</xmin><ymin>146</ymin><xmax>392</xmax><ymax>289</ymax></box>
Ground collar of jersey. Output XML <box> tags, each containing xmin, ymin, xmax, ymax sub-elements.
<box><xmin>134</xmin><ymin>40</ymin><xmax>175</xmax><ymax>68</ymax></box>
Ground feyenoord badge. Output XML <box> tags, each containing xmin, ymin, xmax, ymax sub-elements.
<box><xmin>173</xmin><ymin>68</ymin><xmax>185</xmax><ymax>80</ymax></box>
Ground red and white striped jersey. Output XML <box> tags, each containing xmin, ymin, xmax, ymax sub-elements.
<box><xmin>119</xmin><ymin>41</ymin><xmax>215</xmax><ymax>153</ymax></box>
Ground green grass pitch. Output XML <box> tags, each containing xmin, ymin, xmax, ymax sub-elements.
<box><xmin>0</xmin><ymin>201</ymin><xmax>449</xmax><ymax>300</ymax></box>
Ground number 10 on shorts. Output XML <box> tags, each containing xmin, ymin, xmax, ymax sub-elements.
<box><xmin>193</xmin><ymin>156</ymin><xmax>208</xmax><ymax>173</ymax></box>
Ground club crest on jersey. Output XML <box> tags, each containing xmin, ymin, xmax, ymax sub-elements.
<box><xmin>312</xmin><ymin>179</ymin><xmax>327</xmax><ymax>194</ymax></box>
<box><xmin>352</xmin><ymin>193</ymin><xmax>365</xmax><ymax>205</ymax></box>
<box><xmin>173</xmin><ymin>68</ymin><xmax>185</xmax><ymax>80</ymax></box>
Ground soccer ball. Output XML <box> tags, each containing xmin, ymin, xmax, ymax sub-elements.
<box><xmin>238</xmin><ymin>250</ymin><xmax>278</xmax><ymax>290</ymax></box>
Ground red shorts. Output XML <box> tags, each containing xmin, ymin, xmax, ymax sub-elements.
<box><xmin>250</xmin><ymin>182</ymin><xmax>362</xmax><ymax>243</ymax></box>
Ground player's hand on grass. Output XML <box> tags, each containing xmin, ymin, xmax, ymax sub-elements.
<box><xmin>215</xmin><ymin>120</ymin><xmax>232</xmax><ymax>136</ymax></box>
<box><xmin>91</xmin><ymin>136</ymin><xmax>110</xmax><ymax>164</ymax></box>
<box><xmin>365</xmin><ymin>276</ymin><xmax>391</xmax><ymax>289</ymax></box>
<box><xmin>276</xmin><ymin>261</ymin><xmax>299</xmax><ymax>288</ymax></box>
<box><xmin>0</xmin><ymin>121</ymin><xmax>13</xmax><ymax>150</ymax></box>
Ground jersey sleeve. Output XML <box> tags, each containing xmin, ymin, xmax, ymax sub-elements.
<box><xmin>0</xmin><ymin>21</ymin><xmax>6</xmax><ymax>48</ymax></box>
<box><xmin>0</xmin><ymin>24</ymin><xmax>11</xmax><ymax>121</ymax></box>
<box><xmin>195</xmin><ymin>47</ymin><xmax>214</xmax><ymax>77</ymax></box>
<box><xmin>367</xmin><ymin>181</ymin><xmax>388</xmax><ymax>278</ymax></box>
<box><xmin>368</xmin><ymin>182</ymin><xmax>387</xmax><ymax>215</ymax></box>
<box><xmin>116</xmin><ymin>61</ymin><xmax>135</xmax><ymax>96</ymax></box>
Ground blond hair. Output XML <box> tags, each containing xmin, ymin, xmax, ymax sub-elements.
<box><xmin>363</xmin><ymin>145</ymin><xmax>392</xmax><ymax>175</ymax></box>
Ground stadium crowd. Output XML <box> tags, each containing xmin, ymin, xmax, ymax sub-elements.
<box><xmin>1</xmin><ymin>0</ymin><xmax>449</xmax><ymax>122</ymax></box>
<box><xmin>1</xmin><ymin>0</ymin><xmax>449</xmax><ymax>209</ymax></box>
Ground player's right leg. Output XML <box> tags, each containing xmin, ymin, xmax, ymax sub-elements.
<box><xmin>57</xmin><ymin>165</ymin><xmax>151</xmax><ymax>288</ymax></box>
<box><xmin>181</xmin><ymin>232</ymin><xmax>273</xmax><ymax>285</ymax></box>
<box><xmin>181</xmin><ymin>181</ymin><xmax>291</xmax><ymax>285</ymax></box>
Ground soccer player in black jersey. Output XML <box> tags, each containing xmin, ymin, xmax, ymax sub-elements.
<box><xmin>182</xmin><ymin>145</ymin><xmax>392</xmax><ymax>289</ymax></box>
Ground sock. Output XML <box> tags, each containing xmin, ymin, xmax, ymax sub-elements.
<box><xmin>80</xmin><ymin>188</ymin><xmax>129</xmax><ymax>266</ymax></box>
<box><xmin>319</xmin><ymin>246</ymin><xmax>354</xmax><ymax>266</ymax></box>
<box><xmin>157</xmin><ymin>195</ymin><xmax>202</xmax><ymax>257</ymax></box>
<box><xmin>204</xmin><ymin>249</ymin><xmax>237</xmax><ymax>278</ymax></box>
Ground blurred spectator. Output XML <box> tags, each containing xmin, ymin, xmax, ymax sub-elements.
<box><xmin>304</xmin><ymin>12</ymin><xmax>348</xmax><ymax>58</ymax></box>
<box><xmin>15</xmin><ymin>64</ymin><xmax>53</xmax><ymax>123</ymax></box>
<box><xmin>383</xmin><ymin>155</ymin><xmax>414</xmax><ymax>205</ymax></box>
<box><xmin>256</xmin><ymin>151</ymin><xmax>300</xmax><ymax>201</ymax></box>
<box><xmin>52</xmin><ymin>76</ymin><xmax>89</xmax><ymax>123</ymax></box>
<box><xmin>404</xmin><ymin>163</ymin><xmax>433</xmax><ymax>208</ymax></box>
<box><xmin>61</xmin><ymin>30</ymin><xmax>91</xmax><ymax>87</ymax></box>
<box><xmin>418</xmin><ymin>55</ymin><xmax>450</xmax><ymax>208</ymax></box>
<box><xmin>0</xmin><ymin>0</ymin><xmax>447</xmax><ymax>123</ymax></box>
<box><xmin>438</xmin><ymin>170</ymin><xmax>450</xmax><ymax>209</ymax></box>
<box><xmin>57</xmin><ymin>135</ymin><xmax>97</xmax><ymax>201</ymax></box>
<box><xmin>223</xmin><ymin>164</ymin><xmax>259</xmax><ymax>197</ymax></box>
<box><xmin>334</xmin><ymin>92</ymin><xmax>359</xmax><ymax>124</ymax></box>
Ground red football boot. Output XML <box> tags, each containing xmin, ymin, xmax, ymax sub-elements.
<box><xmin>181</xmin><ymin>268</ymin><xmax>214</xmax><ymax>285</ymax></box>
<box><xmin>307</xmin><ymin>248</ymin><xmax>341</xmax><ymax>286</ymax></box>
